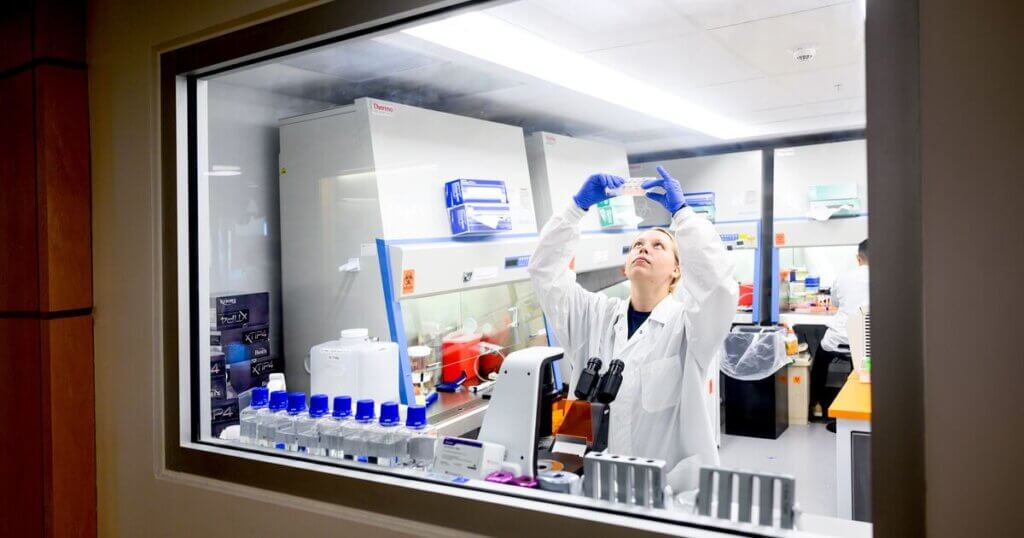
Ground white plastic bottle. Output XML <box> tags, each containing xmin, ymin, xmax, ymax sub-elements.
<box><xmin>256</xmin><ymin>390</ymin><xmax>288</xmax><ymax>448</ymax></box>
<box><xmin>366</xmin><ymin>401</ymin><xmax>403</xmax><ymax>466</ymax></box>
<box><xmin>275</xmin><ymin>392</ymin><xmax>307</xmax><ymax>451</ymax></box>
<box><xmin>320</xmin><ymin>395</ymin><xmax>353</xmax><ymax>458</ymax></box>
<box><xmin>239</xmin><ymin>387</ymin><xmax>269</xmax><ymax>445</ymax></box>
<box><xmin>399</xmin><ymin>404</ymin><xmax>436</xmax><ymax>469</ymax></box>
<box><xmin>340</xmin><ymin>399</ymin><xmax>375</xmax><ymax>461</ymax></box>
<box><xmin>296</xmin><ymin>393</ymin><xmax>329</xmax><ymax>455</ymax></box>
<box><xmin>310</xmin><ymin>329</ymin><xmax>399</xmax><ymax>405</ymax></box>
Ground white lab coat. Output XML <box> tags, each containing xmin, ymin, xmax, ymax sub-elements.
<box><xmin>821</xmin><ymin>265</ymin><xmax>870</xmax><ymax>353</ymax></box>
<box><xmin>529</xmin><ymin>203</ymin><xmax>738</xmax><ymax>492</ymax></box>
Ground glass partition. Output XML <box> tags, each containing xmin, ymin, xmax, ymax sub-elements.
<box><xmin>181</xmin><ymin>0</ymin><xmax>869</xmax><ymax>534</ymax></box>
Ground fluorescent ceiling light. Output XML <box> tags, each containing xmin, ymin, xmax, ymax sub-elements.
<box><xmin>403</xmin><ymin>12</ymin><xmax>760</xmax><ymax>140</ymax></box>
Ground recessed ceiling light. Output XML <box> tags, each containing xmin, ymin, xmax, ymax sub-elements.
<box><xmin>403</xmin><ymin>12</ymin><xmax>760</xmax><ymax>140</ymax></box>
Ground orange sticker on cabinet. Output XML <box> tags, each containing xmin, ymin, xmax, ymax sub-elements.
<box><xmin>402</xmin><ymin>269</ymin><xmax>415</xmax><ymax>295</ymax></box>
<box><xmin>708</xmin><ymin>379</ymin><xmax>714</xmax><ymax>394</ymax></box>
<box><xmin>569</xmin><ymin>256</ymin><xmax>576</xmax><ymax>271</ymax></box>
<box><xmin>777</xmin><ymin>374</ymin><xmax>787</xmax><ymax>383</ymax></box>
<box><xmin>775</xmin><ymin>232</ymin><xmax>786</xmax><ymax>246</ymax></box>
<box><xmin>793</xmin><ymin>375</ymin><xmax>802</xmax><ymax>384</ymax></box>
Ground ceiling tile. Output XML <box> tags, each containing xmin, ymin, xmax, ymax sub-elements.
<box><xmin>584</xmin><ymin>32</ymin><xmax>763</xmax><ymax>90</ymax></box>
<box><xmin>776</xmin><ymin>62</ymin><xmax>864</xmax><ymax>104</ymax></box>
<box><xmin>487</xmin><ymin>0</ymin><xmax>699</xmax><ymax>53</ymax></box>
<box><xmin>669</xmin><ymin>0</ymin><xmax>848</xmax><ymax>29</ymax></box>
<box><xmin>706</xmin><ymin>2</ymin><xmax>863</xmax><ymax>76</ymax></box>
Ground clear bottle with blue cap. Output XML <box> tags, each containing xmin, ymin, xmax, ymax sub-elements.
<box><xmin>295</xmin><ymin>394</ymin><xmax>329</xmax><ymax>455</ymax></box>
<box><xmin>239</xmin><ymin>387</ymin><xmax>268</xmax><ymax>445</ymax></box>
<box><xmin>320</xmin><ymin>395</ymin><xmax>353</xmax><ymax>458</ymax></box>
<box><xmin>365</xmin><ymin>401</ymin><xmax>403</xmax><ymax>466</ymax></box>
<box><xmin>340</xmin><ymin>399</ymin><xmax>375</xmax><ymax>460</ymax></box>
<box><xmin>257</xmin><ymin>390</ymin><xmax>289</xmax><ymax>448</ymax></box>
<box><xmin>274</xmin><ymin>392</ymin><xmax>307</xmax><ymax>451</ymax></box>
<box><xmin>399</xmin><ymin>404</ymin><xmax>436</xmax><ymax>469</ymax></box>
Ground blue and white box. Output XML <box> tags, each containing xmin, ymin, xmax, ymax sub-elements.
<box><xmin>449</xmin><ymin>203</ymin><xmax>513</xmax><ymax>236</ymax></box>
<box><xmin>684</xmin><ymin>191</ymin><xmax>716</xmax><ymax>222</ymax></box>
<box><xmin>445</xmin><ymin>179</ymin><xmax>509</xmax><ymax>208</ymax></box>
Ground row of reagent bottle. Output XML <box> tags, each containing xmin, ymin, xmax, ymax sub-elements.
<box><xmin>238</xmin><ymin>390</ymin><xmax>436</xmax><ymax>467</ymax></box>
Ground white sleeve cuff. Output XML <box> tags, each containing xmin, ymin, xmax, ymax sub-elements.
<box><xmin>670</xmin><ymin>206</ymin><xmax>696</xmax><ymax>228</ymax></box>
<box><xmin>563</xmin><ymin>202</ymin><xmax>587</xmax><ymax>222</ymax></box>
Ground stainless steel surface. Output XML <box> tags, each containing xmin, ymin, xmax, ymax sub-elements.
<box><xmin>429</xmin><ymin>390</ymin><xmax>489</xmax><ymax>438</ymax></box>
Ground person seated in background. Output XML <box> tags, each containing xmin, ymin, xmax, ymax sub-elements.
<box><xmin>811</xmin><ymin>239</ymin><xmax>869</xmax><ymax>432</ymax></box>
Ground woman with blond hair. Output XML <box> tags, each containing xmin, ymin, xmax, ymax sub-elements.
<box><xmin>529</xmin><ymin>166</ymin><xmax>737</xmax><ymax>493</ymax></box>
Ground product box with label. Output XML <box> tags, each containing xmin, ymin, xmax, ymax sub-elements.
<box><xmin>445</xmin><ymin>178</ymin><xmax>508</xmax><ymax>208</ymax></box>
<box><xmin>432</xmin><ymin>436</ymin><xmax>506</xmax><ymax>478</ymax></box>
<box><xmin>224</xmin><ymin>340</ymin><xmax>274</xmax><ymax>394</ymax></box>
<box><xmin>448</xmin><ymin>203</ymin><xmax>512</xmax><ymax>236</ymax></box>
<box><xmin>211</xmin><ymin>397</ymin><xmax>239</xmax><ymax>438</ymax></box>
<box><xmin>210</xmin><ymin>374</ymin><xmax>229</xmax><ymax>400</ymax></box>
<box><xmin>211</xmin><ymin>325</ymin><xmax>270</xmax><ymax>360</ymax></box>
<box><xmin>210</xmin><ymin>292</ymin><xmax>270</xmax><ymax>330</ymax></box>
<box><xmin>210</xmin><ymin>352</ymin><xmax>226</xmax><ymax>377</ymax></box>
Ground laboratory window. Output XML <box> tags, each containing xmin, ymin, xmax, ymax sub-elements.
<box><xmin>175</xmin><ymin>0</ymin><xmax>872</xmax><ymax>534</ymax></box>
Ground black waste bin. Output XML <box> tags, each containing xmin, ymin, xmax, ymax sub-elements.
<box><xmin>723</xmin><ymin>365</ymin><xmax>789</xmax><ymax>439</ymax></box>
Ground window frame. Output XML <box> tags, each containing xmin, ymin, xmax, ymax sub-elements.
<box><xmin>157</xmin><ymin>0</ymin><xmax>926</xmax><ymax>535</ymax></box>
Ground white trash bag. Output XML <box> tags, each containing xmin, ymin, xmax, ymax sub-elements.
<box><xmin>720</xmin><ymin>326</ymin><xmax>790</xmax><ymax>381</ymax></box>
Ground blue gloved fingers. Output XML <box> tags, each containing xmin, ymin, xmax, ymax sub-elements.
<box><xmin>657</xmin><ymin>165</ymin><xmax>675</xmax><ymax>183</ymax></box>
<box><xmin>645</xmin><ymin>191</ymin><xmax>667</xmax><ymax>205</ymax></box>
<box><xmin>607</xmin><ymin>175</ymin><xmax>626</xmax><ymax>189</ymax></box>
<box><xmin>641</xmin><ymin>177</ymin><xmax>664</xmax><ymax>190</ymax></box>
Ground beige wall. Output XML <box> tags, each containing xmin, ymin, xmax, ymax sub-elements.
<box><xmin>919</xmin><ymin>1</ymin><xmax>1024</xmax><ymax>537</ymax></box>
<box><xmin>88</xmin><ymin>1</ymin><xmax>478</xmax><ymax>536</ymax></box>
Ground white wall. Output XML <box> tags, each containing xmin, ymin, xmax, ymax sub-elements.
<box><xmin>205</xmin><ymin>81</ymin><xmax>331</xmax><ymax>366</ymax></box>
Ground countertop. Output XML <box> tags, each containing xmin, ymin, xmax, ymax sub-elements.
<box><xmin>828</xmin><ymin>374</ymin><xmax>871</xmax><ymax>421</ymax></box>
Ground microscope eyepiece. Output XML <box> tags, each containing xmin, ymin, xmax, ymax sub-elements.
<box><xmin>574</xmin><ymin>357</ymin><xmax>603</xmax><ymax>401</ymax></box>
<box><xmin>594</xmin><ymin>359</ymin><xmax>625</xmax><ymax>404</ymax></box>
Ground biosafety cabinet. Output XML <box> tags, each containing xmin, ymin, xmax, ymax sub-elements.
<box><xmin>277</xmin><ymin>98</ymin><xmax>539</xmax><ymax>395</ymax></box>
<box><xmin>526</xmin><ymin>131</ymin><xmax>631</xmax><ymax>231</ymax></box>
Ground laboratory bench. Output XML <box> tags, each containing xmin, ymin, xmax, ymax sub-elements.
<box><xmin>430</xmin><ymin>390</ymin><xmax>490</xmax><ymax>437</ymax></box>
<box><xmin>779</xmin><ymin>312</ymin><xmax>835</xmax><ymax>327</ymax></box>
<box><xmin>829</xmin><ymin>373</ymin><xmax>872</xmax><ymax>522</ymax></box>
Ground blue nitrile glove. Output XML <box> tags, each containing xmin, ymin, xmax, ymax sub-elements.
<box><xmin>573</xmin><ymin>173</ymin><xmax>625</xmax><ymax>211</ymax></box>
<box><xmin>643</xmin><ymin>165</ymin><xmax>687</xmax><ymax>215</ymax></box>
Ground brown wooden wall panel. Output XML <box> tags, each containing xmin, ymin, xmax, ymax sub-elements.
<box><xmin>0</xmin><ymin>3</ymin><xmax>32</xmax><ymax>72</ymax></box>
<box><xmin>35</xmin><ymin>65</ymin><xmax>93</xmax><ymax>313</ymax></box>
<box><xmin>0</xmin><ymin>318</ymin><xmax>44</xmax><ymax>537</ymax></box>
<box><xmin>41</xmin><ymin>315</ymin><xmax>96</xmax><ymax>538</ymax></box>
<box><xmin>0</xmin><ymin>71</ymin><xmax>40</xmax><ymax>312</ymax></box>
<box><xmin>33</xmin><ymin>0</ymin><xmax>87</xmax><ymax>63</ymax></box>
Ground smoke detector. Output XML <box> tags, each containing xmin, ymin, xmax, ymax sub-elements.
<box><xmin>792</xmin><ymin>46</ymin><xmax>817</xmax><ymax>62</ymax></box>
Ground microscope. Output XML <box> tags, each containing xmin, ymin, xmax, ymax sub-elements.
<box><xmin>477</xmin><ymin>347</ymin><xmax>624</xmax><ymax>477</ymax></box>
